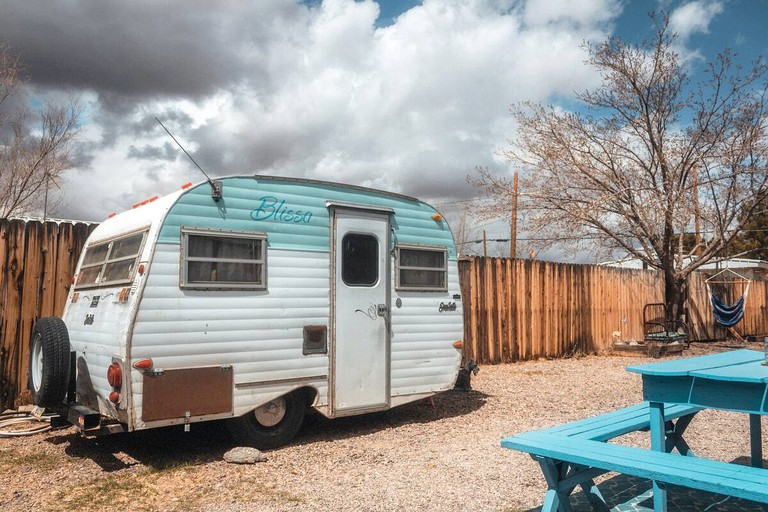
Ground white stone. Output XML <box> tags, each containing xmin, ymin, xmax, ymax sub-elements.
<box><xmin>223</xmin><ymin>446</ymin><xmax>267</xmax><ymax>464</ymax></box>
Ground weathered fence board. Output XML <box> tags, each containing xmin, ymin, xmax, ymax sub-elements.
<box><xmin>459</xmin><ymin>257</ymin><xmax>768</xmax><ymax>364</ymax></box>
<box><xmin>0</xmin><ymin>219</ymin><xmax>95</xmax><ymax>409</ymax></box>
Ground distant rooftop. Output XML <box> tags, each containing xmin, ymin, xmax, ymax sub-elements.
<box><xmin>600</xmin><ymin>256</ymin><xmax>768</xmax><ymax>271</ymax></box>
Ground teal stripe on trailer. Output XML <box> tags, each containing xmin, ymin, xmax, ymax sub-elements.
<box><xmin>158</xmin><ymin>176</ymin><xmax>457</xmax><ymax>256</ymax></box>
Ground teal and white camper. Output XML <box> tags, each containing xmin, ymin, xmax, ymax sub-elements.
<box><xmin>29</xmin><ymin>176</ymin><xmax>464</xmax><ymax>448</ymax></box>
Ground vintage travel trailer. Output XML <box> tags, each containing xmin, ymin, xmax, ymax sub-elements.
<box><xmin>29</xmin><ymin>175</ymin><xmax>464</xmax><ymax>448</ymax></box>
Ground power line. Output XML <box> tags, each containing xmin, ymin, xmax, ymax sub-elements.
<box><xmin>431</xmin><ymin>197</ymin><xmax>486</xmax><ymax>207</ymax></box>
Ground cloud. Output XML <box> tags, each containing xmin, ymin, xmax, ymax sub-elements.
<box><xmin>0</xmin><ymin>0</ymin><xmax>623</xmax><ymax>221</ymax></box>
<box><xmin>523</xmin><ymin>0</ymin><xmax>622</xmax><ymax>28</ymax></box>
<box><xmin>669</xmin><ymin>1</ymin><xmax>724</xmax><ymax>41</ymax></box>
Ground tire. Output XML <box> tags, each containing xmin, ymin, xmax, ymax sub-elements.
<box><xmin>231</xmin><ymin>390</ymin><xmax>307</xmax><ymax>449</ymax></box>
<box><xmin>28</xmin><ymin>317</ymin><xmax>71</xmax><ymax>408</ymax></box>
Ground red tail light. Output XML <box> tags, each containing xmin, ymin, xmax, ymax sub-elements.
<box><xmin>132</xmin><ymin>359</ymin><xmax>153</xmax><ymax>370</ymax></box>
<box><xmin>107</xmin><ymin>362</ymin><xmax>123</xmax><ymax>389</ymax></box>
<box><xmin>109</xmin><ymin>391</ymin><xmax>120</xmax><ymax>403</ymax></box>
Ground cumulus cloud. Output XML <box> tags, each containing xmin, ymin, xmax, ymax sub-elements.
<box><xmin>669</xmin><ymin>0</ymin><xmax>724</xmax><ymax>41</ymax></box>
<box><xmin>0</xmin><ymin>0</ymin><xmax>622</xmax><ymax>221</ymax></box>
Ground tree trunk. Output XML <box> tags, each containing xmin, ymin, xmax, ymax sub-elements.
<box><xmin>663</xmin><ymin>271</ymin><xmax>685</xmax><ymax>323</ymax></box>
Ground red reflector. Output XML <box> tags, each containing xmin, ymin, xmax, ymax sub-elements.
<box><xmin>133</xmin><ymin>359</ymin><xmax>153</xmax><ymax>370</ymax></box>
<box><xmin>148</xmin><ymin>196</ymin><xmax>158</xmax><ymax>202</ymax></box>
<box><xmin>453</xmin><ymin>341</ymin><xmax>464</xmax><ymax>349</ymax></box>
<box><xmin>181</xmin><ymin>182</ymin><xmax>193</xmax><ymax>189</ymax></box>
<box><xmin>108</xmin><ymin>391</ymin><xmax>120</xmax><ymax>403</ymax></box>
<box><xmin>138</xmin><ymin>263</ymin><xmax>145</xmax><ymax>275</ymax></box>
<box><xmin>108</xmin><ymin>212</ymin><xmax>117</xmax><ymax>218</ymax></box>
<box><xmin>432</xmin><ymin>213</ymin><xmax>443</xmax><ymax>222</ymax></box>
<box><xmin>107</xmin><ymin>362</ymin><xmax>122</xmax><ymax>389</ymax></box>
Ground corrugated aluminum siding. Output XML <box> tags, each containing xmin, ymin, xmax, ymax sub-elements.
<box><xmin>129</xmin><ymin>176</ymin><xmax>462</xmax><ymax>423</ymax></box>
<box><xmin>131</xmin><ymin>246</ymin><xmax>331</xmax><ymax>422</ymax></box>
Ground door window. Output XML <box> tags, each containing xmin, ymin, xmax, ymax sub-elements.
<box><xmin>341</xmin><ymin>234</ymin><xmax>378</xmax><ymax>286</ymax></box>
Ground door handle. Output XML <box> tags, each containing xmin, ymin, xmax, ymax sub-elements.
<box><xmin>377</xmin><ymin>304</ymin><xmax>388</xmax><ymax>317</ymax></box>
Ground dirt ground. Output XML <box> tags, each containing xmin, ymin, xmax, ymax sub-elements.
<box><xmin>2</xmin><ymin>341</ymin><xmax>767</xmax><ymax>512</ymax></box>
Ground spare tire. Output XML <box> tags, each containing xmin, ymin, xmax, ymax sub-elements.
<box><xmin>28</xmin><ymin>317</ymin><xmax>71</xmax><ymax>408</ymax></box>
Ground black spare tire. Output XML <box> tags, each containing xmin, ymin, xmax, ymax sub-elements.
<box><xmin>28</xmin><ymin>317</ymin><xmax>71</xmax><ymax>408</ymax></box>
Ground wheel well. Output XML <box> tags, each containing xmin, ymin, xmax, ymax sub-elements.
<box><xmin>297</xmin><ymin>386</ymin><xmax>318</xmax><ymax>408</ymax></box>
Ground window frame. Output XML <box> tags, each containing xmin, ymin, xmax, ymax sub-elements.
<box><xmin>395</xmin><ymin>243</ymin><xmax>448</xmax><ymax>292</ymax></box>
<box><xmin>180</xmin><ymin>227</ymin><xmax>268</xmax><ymax>290</ymax></box>
<box><xmin>74</xmin><ymin>228</ymin><xmax>149</xmax><ymax>290</ymax></box>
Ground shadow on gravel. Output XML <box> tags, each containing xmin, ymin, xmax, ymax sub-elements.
<box><xmin>523</xmin><ymin>471</ymin><xmax>768</xmax><ymax>512</ymax></box>
<box><xmin>295</xmin><ymin>388</ymin><xmax>489</xmax><ymax>446</ymax></box>
<box><xmin>48</xmin><ymin>420</ymin><xmax>232</xmax><ymax>472</ymax></box>
<box><xmin>44</xmin><ymin>388</ymin><xmax>488</xmax><ymax>470</ymax></box>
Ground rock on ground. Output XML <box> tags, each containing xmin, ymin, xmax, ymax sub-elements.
<box><xmin>223</xmin><ymin>447</ymin><xmax>267</xmax><ymax>464</ymax></box>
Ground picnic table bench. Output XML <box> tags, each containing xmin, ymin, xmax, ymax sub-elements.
<box><xmin>502</xmin><ymin>431</ymin><xmax>768</xmax><ymax>511</ymax></box>
<box><xmin>499</xmin><ymin>401</ymin><xmax>768</xmax><ymax>511</ymax></box>
<box><xmin>537</xmin><ymin>402</ymin><xmax>700</xmax><ymax>445</ymax></box>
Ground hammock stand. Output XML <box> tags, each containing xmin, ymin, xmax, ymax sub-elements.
<box><xmin>705</xmin><ymin>268</ymin><xmax>751</xmax><ymax>342</ymax></box>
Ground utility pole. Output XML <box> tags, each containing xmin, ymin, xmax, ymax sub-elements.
<box><xmin>510</xmin><ymin>171</ymin><xmax>518</xmax><ymax>259</ymax></box>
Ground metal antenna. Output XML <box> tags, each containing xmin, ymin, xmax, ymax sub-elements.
<box><xmin>154</xmin><ymin>116</ymin><xmax>222</xmax><ymax>201</ymax></box>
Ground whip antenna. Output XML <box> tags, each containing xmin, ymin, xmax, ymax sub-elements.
<box><xmin>155</xmin><ymin>116</ymin><xmax>222</xmax><ymax>201</ymax></box>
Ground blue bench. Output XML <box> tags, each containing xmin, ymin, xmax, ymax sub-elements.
<box><xmin>538</xmin><ymin>402</ymin><xmax>701</xmax><ymax>447</ymax></box>
<box><xmin>500</xmin><ymin>402</ymin><xmax>714</xmax><ymax>511</ymax></box>
<box><xmin>502</xmin><ymin>431</ymin><xmax>768</xmax><ymax>510</ymax></box>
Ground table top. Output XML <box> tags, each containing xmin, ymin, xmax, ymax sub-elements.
<box><xmin>627</xmin><ymin>349</ymin><xmax>768</xmax><ymax>415</ymax></box>
<box><xmin>627</xmin><ymin>349</ymin><xmax>768</xmax><ymax>383</ymax></box>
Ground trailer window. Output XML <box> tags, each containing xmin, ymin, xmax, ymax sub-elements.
<box><xmin>181</xmin><ymin>228</ymin><xmax>266</xmax><ymax>290</ymax></box>
<box><xmin>395</xmin><ymin>245</ymin><xmax>447</xmax><ymax>291</ymax></box>
<box><xmin>76</xmin><ymin>230</ymin><xmax>148</xmax><ymax>289</ymax></box>
<box><xmin>341</xmin><ymin>234</ymin><xmax>378</xmax><ymax>286</ymax></box>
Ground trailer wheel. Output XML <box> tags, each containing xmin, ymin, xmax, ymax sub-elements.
<box><xmin>28</xmin><ymin>317</ymin><xmax>71</xmax><ymax>408</ymax></box>
<box><xmin>233</xmin><ymin>390</ymin><xmax>307</xmax><ymax>449</ymax></box>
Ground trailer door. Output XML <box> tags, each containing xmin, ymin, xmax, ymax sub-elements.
<box><xmin>331</xmin><ymin>208</ymin><xmax>390</xmax><ymax>415</ymax></box>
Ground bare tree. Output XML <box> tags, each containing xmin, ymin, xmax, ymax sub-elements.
<box><xmin>471</xmin><ymin>14</ymin><xmax>768</xmax><ymax>321</ymax></box>
<box><xmin>0</xmin><ymin>43</ymin><xmax>80</xmax><ymax>219</ymax></box>
<box><xmin>445</xmin><ymin>204</ymin><xmax>476</xmax><ymax>256</ymax></box>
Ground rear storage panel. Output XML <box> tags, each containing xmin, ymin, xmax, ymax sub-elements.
<box><xmin>142</xmin><ymin>366</ymin><xmax>233</xmax><ymax>421</ymax></box>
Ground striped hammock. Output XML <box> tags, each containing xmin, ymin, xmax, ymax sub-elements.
<box><xmin>710</xmin><ymin>294</ymin><xmax>745</xmax><ymax>327</ymax></box>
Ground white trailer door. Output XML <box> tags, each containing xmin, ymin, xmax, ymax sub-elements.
<box><xmin>331</xmin><ymin>209</ymin><xmax>390</xmax><ymax>415</ymax></box>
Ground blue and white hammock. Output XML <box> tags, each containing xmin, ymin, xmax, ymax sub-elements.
<box><xmin>705</xmin><ymin>269</ymin><xmax>750</xmax><ymax>328</ymax></box>
<box><xmin>710</xmin><ymin>294</ymin><xmax>746</xmax><ymax>327</ymax></box>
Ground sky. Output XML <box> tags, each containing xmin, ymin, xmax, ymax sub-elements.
<box><xmin>0</xmin><ymin>0</ymin><xmax>766</xmax><ymax>254</ymax></box>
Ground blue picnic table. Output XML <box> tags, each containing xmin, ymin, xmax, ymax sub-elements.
<box><xmin>502</xmin><ymin>349</ymin><xmax>768</xmax><ymax>512</ymax></box>
<box><xmin>627</xmin><ymin>349</ymin><xmax>768</xmax><ymax>512</ymax></box>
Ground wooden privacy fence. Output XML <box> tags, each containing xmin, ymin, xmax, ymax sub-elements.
<box><xmin>0</xmin><ymin>218</ymin><xmax>95</xmax><ymax>409</ymax></box>
<box><xmin>459</xmin><ymin>257</ymin><xmax>768</xmax><ymax>364</ymax></box>
<box><xmin>2</xmin><ymin>226</ymin><xmax>767</xmax><ymax>405</ymax></box>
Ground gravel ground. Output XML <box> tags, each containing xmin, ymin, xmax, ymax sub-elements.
<box><xmin>2</xmin><ymin>341</ymin><xmax>767</xmax><ymax>512</ymax></box>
